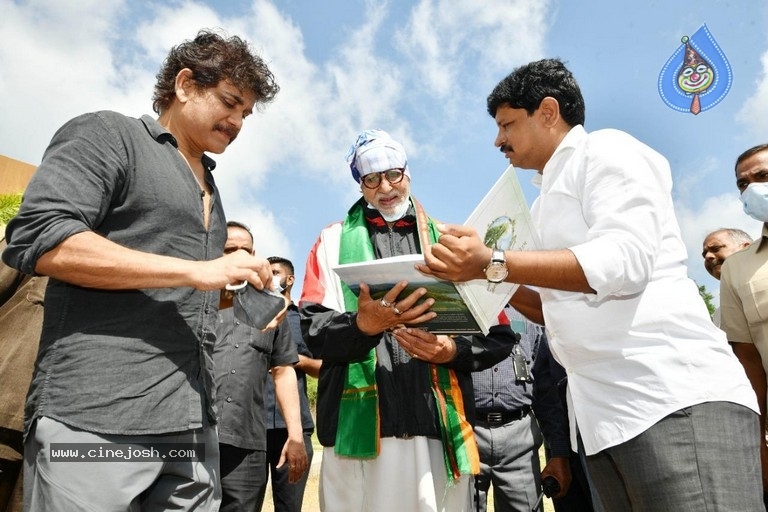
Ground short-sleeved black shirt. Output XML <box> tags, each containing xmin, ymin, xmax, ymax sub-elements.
<box><xmin>214</xmin><ymin>307</ymin><xmax>298</xmax><ymax>451</ymax></box>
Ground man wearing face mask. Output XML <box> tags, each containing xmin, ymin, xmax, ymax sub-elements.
<box><xmin>720</xmin><ymin>143</ymin><xmax>768</xmax><ymax>507</ymax></box>
<box><xmin>299</xmin><ymin>129</ymin><xmax>516</xmax><ymax>512</ymax></box>
<box><xmin>213</xmin><ymin>221</ymin><xmax>308</xmax><ymax>511</ymax></box>
<box><xmin>263</xmin><ymin>256</ymin><xmax>320</xmax><ymax>512</ymax></box>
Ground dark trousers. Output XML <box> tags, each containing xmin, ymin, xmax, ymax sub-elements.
<box><xmin>550</xmin><ymin>445</ymin><xmax>595</xmax><ymax>512</ymax></box>
<box><xmin>0</xmin><ymin>458</ymin><xmax>22</xmax><ymax>512</ymax></box>
<box><xmin>266</xmin><ymin>429</ymin><xmax>314</xmax><ymax>512</ymax></box>
<box><xmin>0</xmin><ymin>427</ymin><xmax>23</xmax><ymax>512</ymax></box>
<box><xmin>219</xmin><ymin>444</ymin><xmax>268</xmax><ymax>512</ymax></box>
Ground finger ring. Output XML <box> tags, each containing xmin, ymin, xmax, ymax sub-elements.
<box><xmin>392</xmin><ymin>305</ymin><xmax>402</xmax><ymax>315</ymax></box>
<box><xmin>380</xmin><ymin>298</ymin><xmax>393</xmax><ymax>308</ymax></box>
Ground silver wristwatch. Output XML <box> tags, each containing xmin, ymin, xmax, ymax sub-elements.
<box><xmin>483</xmin><ymin>249</ymin><xmax>508</xmax><ymax>291</ymax></box>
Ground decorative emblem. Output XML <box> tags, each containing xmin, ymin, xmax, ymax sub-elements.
<box><xmin>658</xmin><ymin>23</ymin><xmax>732</xmax><ymax>115</ymax></box>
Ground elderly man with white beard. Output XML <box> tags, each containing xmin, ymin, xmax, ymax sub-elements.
<box><xmin>298</xmin><ymin>129</ymin><xmax>517</xmax><ymax>512</ymax></box>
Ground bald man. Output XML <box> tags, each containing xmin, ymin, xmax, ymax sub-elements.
<box><xmin>701</xmin><ymin>228</ymin><xmax>752</xmax><ymax>326</ymax></box>
<box><xmin>702</xmin><ymin>228</ymin><xmax>752</xmax><ymax>280</ymax></box>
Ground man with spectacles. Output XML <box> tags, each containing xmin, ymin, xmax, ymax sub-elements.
<box><xmin>361</xmin><ymin>168</ymin><xmax>406</xmax><ymax>187</ymax></box>
<box><xmin>299</xmin><ymin>129</ymin><xmax>517</xmax><ymax>512</ymax></box>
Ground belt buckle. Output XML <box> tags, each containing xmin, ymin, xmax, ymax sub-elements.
<box><xmin>487</xmin><ymin>412</ymin><xmax>503</xmax><ymax>423</ymax></box>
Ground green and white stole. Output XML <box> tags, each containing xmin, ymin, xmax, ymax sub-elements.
<box><xmin>334</xmin><ymin>197</ymin><xmax>480</xmax><ymax>482</ymax></box>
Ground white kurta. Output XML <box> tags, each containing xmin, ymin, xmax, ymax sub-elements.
<box><xmin>319</xmin><ymin>438</ymin><xmax>472</xmax><ymax>512</ymax></box>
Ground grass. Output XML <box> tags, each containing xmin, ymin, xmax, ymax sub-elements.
<box><xmin>0</xmin><ymin>192</ymin><xmax>22</xmax><ymax>226</ymax></box>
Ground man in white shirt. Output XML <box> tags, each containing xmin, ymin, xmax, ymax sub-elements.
<box><xmin>418</xmin><ymin>58</ymin><xmax>763</xmax><ymax>511</ymax></box>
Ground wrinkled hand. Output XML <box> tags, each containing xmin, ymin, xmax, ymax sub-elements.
<box><xmin>415</xmin><ymin>224</ymin><xmax>492</xmax><ymax>283</ymax></box>
<box><xmin>276</xmin><ymin>436</ymin><xmax>308</xmax><ymax>484</ymax></box>
<box><xmin>355</xmin><ymin>281</ymin><xmax>436</xmax><ymax>336</ymax></box>
<box><xmin>391</xmin><ymin>328</ymin><xmax>457</xmax><ymax>364</ymax></box>
<box><xmin>193</xmin><ymin>250</ymin><xmax>272</xmax><ymax>291</ymax></box>
<box><xmin>541</xmin><ymin>456</ymin><xmax>571</xmax><ymax>499</ymax></box>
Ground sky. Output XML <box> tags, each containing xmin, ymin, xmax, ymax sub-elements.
<box><xmin>2</xmin><ymin>0</ymin><xmax>768</xmax><ymax>304</ymax></box>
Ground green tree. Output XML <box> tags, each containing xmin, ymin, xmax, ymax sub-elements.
<box><xmin>698</xmin><ymin>283</ymin><xmax>716</xmax><ymax>317</ymax></box>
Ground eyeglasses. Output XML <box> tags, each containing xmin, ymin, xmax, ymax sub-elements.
<box><xmin>361</xmin><ymin>169</ymin><xmax>406</xmax><ymax>189</ymax></box>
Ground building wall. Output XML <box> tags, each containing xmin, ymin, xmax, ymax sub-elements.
<box><xmin>0</xmin><ymin>155</ymin><xmax>36</xmax><ymax>194</ymax></box>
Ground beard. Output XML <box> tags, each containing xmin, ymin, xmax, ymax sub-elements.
<box><xmin>379</xmin><ymin>195</ymin><xmax>410</xmax><ymax>222</ymax></box>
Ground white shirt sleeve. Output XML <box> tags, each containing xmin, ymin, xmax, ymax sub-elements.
<box><xmin>567</xmin><ymin>134</ymin><xmax>670</xmax><ymax>301</ymax></box>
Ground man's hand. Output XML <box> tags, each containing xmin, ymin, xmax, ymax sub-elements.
<box><xmin>355</xmin><ymin>281</ymin><xmax>437</xmax><ymax>336</ymax></box>
<box><xmin>391</xmin><ymin>328</ymin><xmax>457</xmax><ymax>364</ymax></box>
<box><xmin>416</xmin><ymin>224</ymin><xmax>491</xmax><ymax>283</ymax></box>
<box><xmin>276</xmin><ymin>435</ymin><xmax>308</xmax><ymax>484</ymax></box>
<box><xmin>193</xmin><ymin>249</ymin><xmax>273</xmax><ymax>291</ymax></box>
<box><xmin>32</xmin><ymin>231</ymin><xmax>274</xmax><ymax>291</ymax></box>
<box><xmin>541</xmin><ymin>456</ymin><xmax>572</xmax><ymax>499</ymax></box>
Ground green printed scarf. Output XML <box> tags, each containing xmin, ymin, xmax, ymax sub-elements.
<box><xmin>335</xmin><ymin>198</ymin><xmax>479</xmax><ymax>482</ymax></box>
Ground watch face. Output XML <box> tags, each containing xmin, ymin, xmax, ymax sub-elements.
<box><xmin>485</xmin><ymin>262</ymin><xmax>508</xmax><ymax>283</ymax></box>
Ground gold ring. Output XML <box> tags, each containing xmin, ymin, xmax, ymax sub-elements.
<box><xmin>380</xmin><ymin>298</ymin><xmax>393</xmax><ymax>308</ymax></box>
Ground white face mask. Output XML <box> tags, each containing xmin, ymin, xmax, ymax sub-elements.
<box><xmin>741</xmin><ymin>182</ymin><xmax>768</xmax><ymax>222</ymax></box>
<box><xmin>271</xmin><ymin>275</ymin><xmax>285</xmax><ymax>293</ymax></box>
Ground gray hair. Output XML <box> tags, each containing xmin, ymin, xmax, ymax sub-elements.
<box><xmin>706</xmin><ymin>228</ymin><xmax>753</xmax><ymax>245</ymax></box>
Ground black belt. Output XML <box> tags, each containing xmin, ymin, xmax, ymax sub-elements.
<box><xmin>476</xmin><ymin>406</ymin><xmax>531</xmax><ymax>426</ymax></box>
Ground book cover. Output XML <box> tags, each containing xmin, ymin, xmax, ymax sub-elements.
<box><xmin>456</xmin><ymin>164</ymin><xmax>540</xmax><ymax>331</ymax></box>
<box><xmin>332</xmin><ymin>165</ymin><xmax>538</xmax><ymax>335</ymax></box>
<box><xmin>332</xmin><ymin>254</ymin><xmax>482</xmax><ymax>334</ymax></box>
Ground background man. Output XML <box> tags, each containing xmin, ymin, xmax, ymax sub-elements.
<box><xmin>0</xmin><ymin>203</ymin><xmax>46</xmax><ymax>512</ymax></box>
<box><xmin>535</xmin><ymin>332</ymin><xmax>600</xmax><ymax>512</ymax></box>
<box><xmin>702</xmin><ymin>228</ymin><xmax>753</xmax><ymax>282</ymax></box>
<box><xmin>264</xmin><ymin>255</ymin><xmax>320</xmax><ymax>511</ymax></box>
<box><xmin>701</xmin><ymin>227</ymin><xmax>752</xmax><ymax>325</ymax></box>
<box><xmin>418</xmin><ymin>58</ymin><xmax>762</xmax><ymax>511</ymax></box>
<box><xmin>2</xmin><ymin>30</ymin><xmax>279</xmax><ymax>511</ymax></box>
<box><xmin>472</xmin><ymin>306</ymin><xmax>571</xmax><ymax>512</ymax></box>
<box><xmin>719</xmin><ymin>143</ymin><xmax>768</xmax><ymax>506</ymax></box>
<box><xmin>214</xmin><ymin>222</ymin><xmax>308</xmax><ymax>511</ymax></box>
<box><xmin>299</xmin><ymin>129</ymin><xmax>516</xmax><ymax>512</ymax></box>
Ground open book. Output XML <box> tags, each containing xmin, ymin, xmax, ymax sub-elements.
<box><xmin>332</xmin><ymin>165</ymin><xmax>539</xmax><ymax>335</ymax></box>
